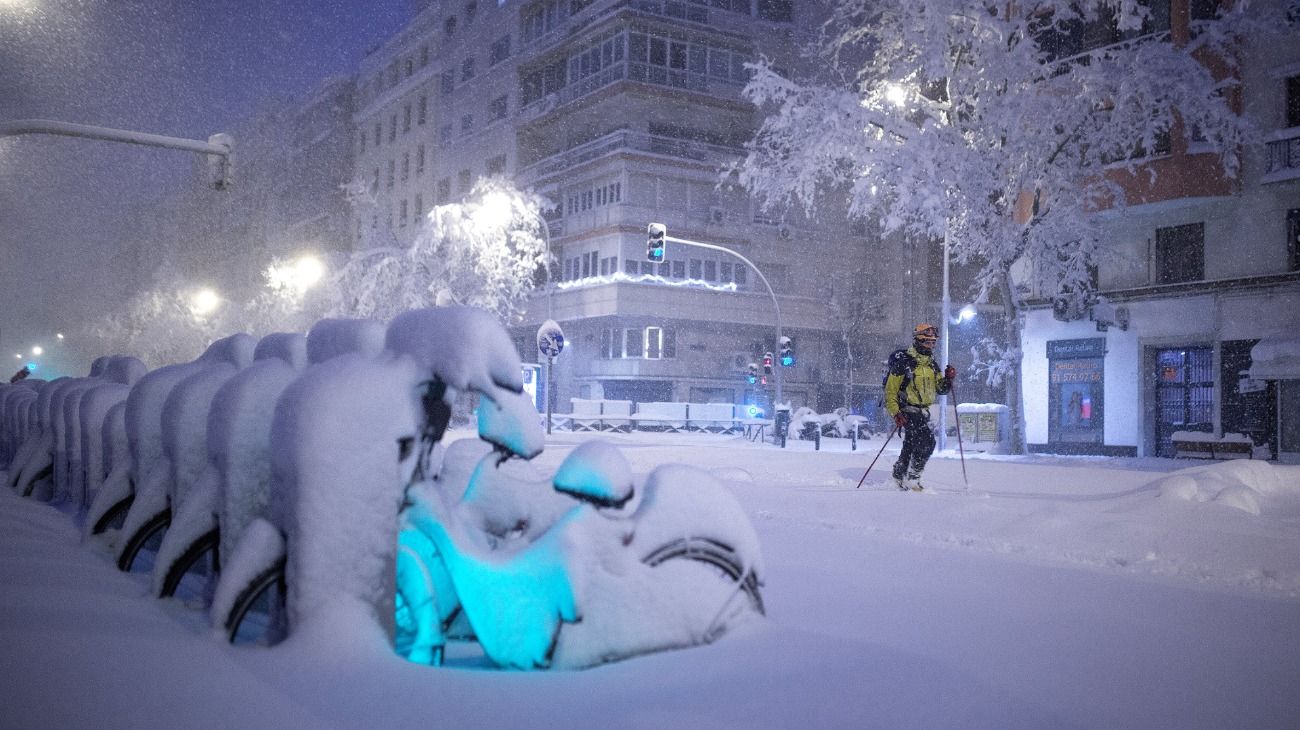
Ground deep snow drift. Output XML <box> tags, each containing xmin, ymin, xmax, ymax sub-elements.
<box><xmin>3</xmin><ymin>431</ymin><xmax>1298</xmax><ymax>729</ymax></box>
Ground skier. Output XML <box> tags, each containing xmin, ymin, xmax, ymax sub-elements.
<box><xmin>883</xmin><ymin>324</ymin><xmax>956</xmax><ymax>491</ymax></box>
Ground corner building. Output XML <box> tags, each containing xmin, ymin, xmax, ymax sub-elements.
<box><xmin>355</xmin><ymin>0</ymin><xmax>919</xmax><ymax>415</ymax></box>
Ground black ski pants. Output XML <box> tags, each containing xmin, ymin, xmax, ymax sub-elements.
<box><xmin>893</xmin><ymin>409</ymin><xmax>936</xmax><ymax>478</ymax></box>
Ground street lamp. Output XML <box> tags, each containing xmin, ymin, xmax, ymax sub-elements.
<box><xmin>31</xmin><ymin>345</ymin><xmax>43</xmax><ymax>356</ymax></box>
<box><xmin>191</xmin><ymin>288</ymin><xmax>220</xmax><ymax>318</ymax></box>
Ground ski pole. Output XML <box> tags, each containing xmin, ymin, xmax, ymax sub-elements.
<box><xmin>856</xmin><ymin>425</ymin><xmax>899</xmax><ymax>489</ymax></box>
<box><xmin>950</xmin><ymin>383</ymin><xmax>969</xmax><ymax>489</ymax></box>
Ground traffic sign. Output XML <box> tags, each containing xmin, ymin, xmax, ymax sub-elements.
<box><xmin>537</xmin><ymin>319</ymin><xmax>565</xmax><ymax>358</ymax></box>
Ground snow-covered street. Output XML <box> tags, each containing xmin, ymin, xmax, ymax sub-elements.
<box><xmin>4</xmin><ymin>430</ymin><xmax>1297</xmax><ymax>729</ymax></box>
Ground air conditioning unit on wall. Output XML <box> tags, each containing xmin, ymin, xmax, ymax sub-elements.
<box><xmin>709</xmin><ymin>207</ymin><xmax>726</xmax><ymax>224</ymax></box>
<box><xmin>778</xmin><ymin>224</ymin><xmax>792</xmax><ymax>240</ymax></box>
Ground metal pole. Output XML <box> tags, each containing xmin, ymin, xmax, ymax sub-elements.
<box><xmin>546</xmin><ymin>355</ymin><xmax>554</xmax><ymax>435</ymax></box>
<box><xmin>0</xmin><ymin>119</ymin><xmax>232</xmax><ymax>156</ymax></box>
<box><xmin>664</xmin><ymin>234</ymin><xmax>783</xmax><ymax>407</ymax></box>
<box><xmin>939</xmin><ymin>230</ymin><xmax>951</xmax><ymax>452</ymax></box>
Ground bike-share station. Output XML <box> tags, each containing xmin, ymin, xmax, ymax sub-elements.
<box><xmin>0</xmin><ymin>307</ymin><xmax>766</xmax><ymax>671</ymax></box>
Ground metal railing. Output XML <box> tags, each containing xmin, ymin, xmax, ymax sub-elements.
<box><xmin>1264</xmin><ymin>128</ymin><xmax>1300</xmax><ymax>179</ymax></box>
<box><xmin>520</xmin><ymin>128</ymin><xmax>743</xmax><ymax>179</ymax></box>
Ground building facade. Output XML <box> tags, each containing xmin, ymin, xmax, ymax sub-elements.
<box><xmin>354</xmin><ymin>0</ymin><xmax>920</xmax><ymax>416</ymax></box>
<box><xmin>1022</xmin><ymin>1</ymin><xmax>1300</xmax><ymax>461</ymax></box>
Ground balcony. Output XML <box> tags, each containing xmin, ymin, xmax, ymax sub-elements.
<box><xmin>517</xmin><ymin>60</ymin><xmax>746</xmax><ymax>124</ymax></box>
<box><xmin>1262</xmin><ymin>127</ymin><xmax>1300</xmax><ymax>184</ymax></box>
<box><xmin>520</xmin><ymin>128</ymin><xmax>744</xmax><ymax>180</ymax></box>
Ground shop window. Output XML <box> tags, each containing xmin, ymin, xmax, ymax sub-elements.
<box><xmin>1288</xmin><ymin>208</ymin><xmax>1300</xmax><ymax>272</ymax></box>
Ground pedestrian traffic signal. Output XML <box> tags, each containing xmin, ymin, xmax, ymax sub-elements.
<box><xmin>647</xmin><ymin>223</ymin><xmax>666</xmax><ymax>263</ymax></box>
<box><xmin>779</xmin><ymin>336</ymin><xmax>794</xmax><ymax>366</ymax></box>
<box><xmin>763</xmin><ymin>352</ymin><xmax>773</xmax><ymax>376</ymax></box>
<box><xmin>746</xmin><ymin>362</ymin><xmax>758</xmax><ymax>385</ymax></box>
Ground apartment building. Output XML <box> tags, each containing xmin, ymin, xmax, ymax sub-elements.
<box><xmin>354</xmin><ymin>0</ymin><xmax>916</xmax><ymax>415</ymax></box>
<box><xmin>1022</xmin><ymin>0</ymin><xmax>1300</xmax><ymax>460</ymax></box>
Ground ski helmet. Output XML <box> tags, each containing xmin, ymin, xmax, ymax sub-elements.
<box><xmin>913</xmin><ymin>323</ymin><xmax>938</xmax><ymax>348</ymax></box>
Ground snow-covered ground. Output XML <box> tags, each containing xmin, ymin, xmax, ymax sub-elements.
<box><xmin>3</xmin><ymin>431</ymin><xmax>1298</xmax><ymax>729</ymax></box>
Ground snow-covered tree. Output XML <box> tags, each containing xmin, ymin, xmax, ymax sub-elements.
<box><xmin>327</xmin><ymin>179</ymin><xmax>550</xmax><ymax>323</ymax></box>
<box><xmin>738</xmin><ymin>0</ymin><xmax>1265</xmax><ymax>452</ymax></box>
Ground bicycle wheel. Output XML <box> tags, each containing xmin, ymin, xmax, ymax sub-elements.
<box><xmin>642</xmin><ymin>536</ymin><xmax>765</xmax><ymax>616</ymax></box>
<box><xmin>116</xmin><ymin>508</ymin><xmax>171</xmax><ymax>572</ymax></box>
<box><xmin>91</xmin><ymin>493</ymin><xmax>135</xmax><ymax>535</ymax></box>
<box><xmin>159</xmin><ymin>527</ymin><xmax>219</xmax><ymax>600</ymax></box>
<box><xmin>225</xmin><ymin>556</ymin><xmax>287</xmax><ymax>646</ymax></box>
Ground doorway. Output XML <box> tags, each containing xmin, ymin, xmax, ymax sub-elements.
<box><xmin>1153</xmin><ymin>346</ymin><xmax>1214</xmax><ymax>457</ymax></box>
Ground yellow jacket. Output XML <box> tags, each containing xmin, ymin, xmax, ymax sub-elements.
<box><xmin>884</xmin><ymin>346</ymin><xmax>951</xmax><ymax>416</ymax></box>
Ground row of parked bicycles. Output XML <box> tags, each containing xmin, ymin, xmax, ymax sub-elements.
<box><xmin>0</xmin><ymin>307</ymin><xmax>765</xmax><ymax>669</ymax></box>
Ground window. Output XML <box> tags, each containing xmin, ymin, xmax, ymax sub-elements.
<box><xmin>358</xmin><ymin>131</ymin><xmax>366</xmax><ymax>152</ymax></box>
<box><xmin>640</xmin><ymin>261</ymin><xmax>655</xmax><ymax>275</ymax></box>
<box><xmin>490</xmin><ymin>35</ymin><xmax>511</xmax><ymax>66</ymax></box>
<box><xmin>401</xmin><ymin>152</ymin><xmax>409</xmax><ymax>181</ymax></box>
<box><xmin>418</xmin><ymin>96</ymin><xmax>428</xmax><ymax>125</ymax></box>
<box><xmin>445</xmin><ymin>16</ymin><xmax>457</xmax><ymax>36</ymax></box>
<box><xmin>461</xmin><ymin>114</ymin><xmax>474</xmax><ymax>134</ymax></box>
<box><xmin>386</xmin><ymin>160</ymin><xmax>395</xmax><ymax>189</ymax></box>
<box><xmin>624</xmin><ymin>260</ymin><xmax>638</xmax><ymax>275</ymax></box>
<box><xmin>371</xmin><ymin>167</ymin><xmax>379</xmax><ymax>193</ymax></box>
<box><xmin>437</xmin><ymin>178</ymin><xmax>451</xmax><ymax>202</ymax></box>
<box><xmin>600</xmin><ymin>257</ymin><xmax>610</xmax><ymax>276</ymax></box>
<box><xmin>624</xmin><ymin>329</ymin><xmax>643</xmax><ymax>358</ymax></box>
<box><xmin>458</xmin><ymin>169</ymin><xmax>472</xmax><ymax>192</ymax></box>
<box><xmin>1288</xmin><ymin>208</ymin><xmax>1300</xmax><ymax>272</ymax></box>
<box><xmin>720</xmin><ymin>261</ymin><xmax>733</xmax><ymax>283</ymax></box>
<box><xmin>420</xmin><ymin>45</ymin><xmax>430</xmax><ymax>67</ymax></box>
<box><xmin>462</xmin><ymin>57</ymin><xmax>476</xmax><ymax>81</ymax></box>
<box><xmin>672</xmin><ymin>260</ymin><xmax>685</xmax><ymax>279</ymax></box>
<box><xmin>389</xmin><ymin>114</ymin><xmax>397</xmax><ymax>142</ymax></box>
<box><xmin>1287</xmin><ymin>75</ymin><xmax>1300</xmax><ymax>128</ymax></box>
<box><xmin>645</xmin><ymin>327</ymin><xmax>663</xmax><ymax>359</ymax></box>
<box><xmin>689</xmin><ymin>258</ymin><xmax>702</xmax><ymax>279</ymax></box>
<box><xmin>441</xmin><ymin>70</ymin><xmax>455</xmax><ymax>96</ymax></box>
<box><xmin>486</xmin><ymin>154</ymin><xmax>506</xmax><ymax>175</ymax></box>
<box><xmin>373</xmin><ymin>122</ymin><xmax>381</xmax><ymax>146</ymax></box>
<box><xmin>415</xmin><ymin>193</ymin><xmax>424</xmax><ymax>217</ymax></box>
<box><xmin>405</xmin><ymin>58</ymin><xmax>414</xmax><ymax>78</ymax></box>
<box><xmin>734</xmin><ymin>264</ymin><xmax>747</xmax><ymax>286</ymax></box>
<box><xmin>399</xmin><ymin>199</ymin><xmax>409</xmax><ymax>227</ymax></box>
<box><xmin>703</xmin><ymin>260</ymin><xmax>717</xmax><ymax>281</ymax></box>
<box><xmin>1155</xmin><ymin>223</ymin><xmax>1205</xmax><ymax>284</ymax></box>
<box><xmin>439</xmin><ymin>124</ymin><xmax>453</xmax><ymax>144</ymax></box>
<box><xmin>757</xmin><ymin>0</ymin><xmax>793</xmax><ymax>21</ymax></box>
<box><xmin>490</xmin><ymin>95</ymin><xmax>509</xmax><ymax>121</ymax></box>
<box><xmin>416</xmin><ymin>145</ymin><xmax>425</xmax><ymax>175</ymax></box>
<box><xmin>601</xmin><ymin>328</ymin><xmax>618</xmax><ymax>358</ymax></box>
<box><xmin>465</xmin><ymin>1</ymin><xmax>477</xmax><ymax>21</ymax></box>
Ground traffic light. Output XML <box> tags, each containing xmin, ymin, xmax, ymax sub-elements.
<box><xmin>746</xmin><ymin>362</ymin><xmax>758</xmax><ymax>385</ymax></box>
<box><xmin>646</xmin><ymin>222</ymin><xmax>666</xmax><ymax>263</ymax></box>
<box><xmin>779</xmin><ymin>336</ymin><xmax>794</xmax><ymax>367</ymax></box>
<box><xmin>762</xmin><ymin>352</ymin><xmax>774</xmax><ymax>376</ymax></box>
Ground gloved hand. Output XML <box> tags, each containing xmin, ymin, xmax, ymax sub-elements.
<box><xmin>893</xmin><ymin>412</ymin><xmax>907</xmax><ymax>429</ymax></box>
<box><xmin>944</xmin><ymin>365</ymin><xmax>957</xmax><ymax>381</ymax></box>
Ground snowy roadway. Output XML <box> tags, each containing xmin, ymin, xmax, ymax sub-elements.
<box><xmin>3</xmin><ymin>430</ymin><xmax>1298</xmax><ymax>728</ymax></box>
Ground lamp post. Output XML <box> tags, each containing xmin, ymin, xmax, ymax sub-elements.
<box><xmin>939</xmin><ymin>231</ymin><xmax>952</xmax><ymax>452</ymax></box>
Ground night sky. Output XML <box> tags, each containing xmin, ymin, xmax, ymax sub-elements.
<box><xmin>1</xmin><ymin>0</ymin><xmax>416</xmax><ymax>375</ymax></box>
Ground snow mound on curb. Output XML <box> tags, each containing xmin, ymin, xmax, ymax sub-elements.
<box><xmin>1153</xmin><ymin>460</ymin><xmax>1298</xmax><ymax>516</ymax></box>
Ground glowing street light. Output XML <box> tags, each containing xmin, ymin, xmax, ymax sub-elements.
<box><xmin>955</xmin><ymin>305</ymin><xmax>977</xmax><ymax>324</ymax></box>
<box><xmin>884</xmin><ymin>83</ymin><xmax>909</xmax><ymax>107</ymax></box>
<box><xmin>56</xmin><ymin>333</ymin><xmax>65</xmax><ymax>340</ymax></box>
<box><xmin>31</xmin><ymin>345</ymin><xmax>43</xmax><ymax>356</ymax></box>
<box><xmin>191</xmin><ymin>288</ymin><xmax>221</xmax><ymax>318</ymax></box>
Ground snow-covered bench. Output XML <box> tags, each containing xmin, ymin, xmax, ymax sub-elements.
<box><xmin>1171</xmin><ymin>431</ymin><xmax>1254</xmax><ymax>460</ymax></box>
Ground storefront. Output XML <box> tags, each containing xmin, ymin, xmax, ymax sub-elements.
<box><xmin>1046</xmin><ymin>338</ymin><xmax>1106</xmax><ymax>449</ymax></box>
<box><xmin>1248</xmin><ymin>338</ymin><xmax>1300</xmax><ymax>464</ymax></box>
